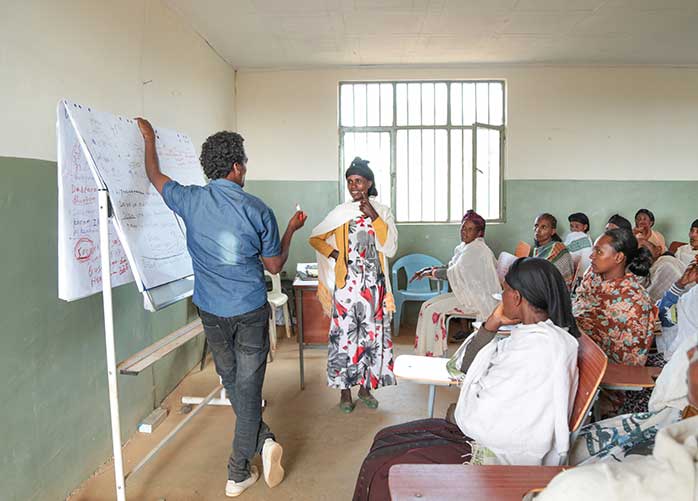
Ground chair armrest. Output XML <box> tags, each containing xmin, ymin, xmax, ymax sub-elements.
<box><xmin>601</xmin><ymin>363</ymin><xmax>660</xmax><ymax>390</ymax></box>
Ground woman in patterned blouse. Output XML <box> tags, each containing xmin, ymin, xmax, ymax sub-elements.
<box><xmin>573</xmin><ymin>227</ymin><xmax>657</xmax><ymax>366</ymax></box>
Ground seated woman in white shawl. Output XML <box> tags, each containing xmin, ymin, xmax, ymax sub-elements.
<box><xmin>564</xmin><ymin>212</ymin><xmax>593</xmax><ymax>273</ymax></box>
<box><xmin>538</xmin><ymin>286</ymin><xmax>698</xmax><ymax>501</ymax></box>
<box><xmin>675</xmin><ymin>219</ymin><xmax>698</xmax><ymax>267</ymax></box>
<box><xmin>352</xmin><ymin>258</ymin><xmax>580</xmax><ymax>501</ymax></box>
<box><xmin>309</xmin><ymin>158</ymin><xmax>399</xmax><ymax>413</ymax></box>
<box><xmin>411</xmin><ymin>210</ymin><xmax>501</xmax><ymax>357</ymax></box>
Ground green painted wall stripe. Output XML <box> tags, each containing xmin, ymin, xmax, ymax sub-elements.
<box><xmin>0</xmin><ymin>157</ymin><xmax>202</xmax><ymax>501</ymax></box>
<box><xmin>246</xmin><ymin>178</ymin><xmax>698</xmax><ymax>274</ymax></box>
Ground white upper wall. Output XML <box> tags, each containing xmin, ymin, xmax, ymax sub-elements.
<box><xmin>0</xmin><ymin>0</ymin><xmax>236</xmax><ymax>162</ymax></box>
<box><xmin>237</xmin><ymin>65</ymin><xmax>698</xmax><ymax>181</ymax></box>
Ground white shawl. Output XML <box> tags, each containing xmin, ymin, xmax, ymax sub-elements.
<box><xmin>310</xmin><ymin>198</ymin><xmax>398</xmax><ymax>311</ymax></box>
<box><xmin>538</xmin><ymin>416</ymin><xmax>698</xmax><ymax>501</ymax></box>
<box><xmin>453</xmin><ymin>320</ymin><xmax>579</xmax><ymax>466</ymax></box>
<box><xmin>650</xmin><ymin>285</ymin><xmax>698</xmax><ymax>412</ymax></box>
<box><xmin>676</xmin><ymin>244</ymin><xmax>698</xmax><ymax>268</ymax></box>
<box><xmin>647</xmin><ymin>255</ymin><xmax>684</xmax><ymax>303</ymax></box>
<box><xmin>446</xmin><ymin>238</ymin><xmax>501</xmax><ymax>321</ymax></box>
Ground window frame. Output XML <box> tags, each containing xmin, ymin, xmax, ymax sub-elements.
<box><xmin>338</xmin><ymin>80</ymin><xmax>506</xmax><ymax>224</ymax></box>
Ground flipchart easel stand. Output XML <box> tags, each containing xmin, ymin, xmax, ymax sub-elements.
<box><xmin>97</xmin><ymin>189</ymin><xmax>221</xmax><ymax>501</ymax></box>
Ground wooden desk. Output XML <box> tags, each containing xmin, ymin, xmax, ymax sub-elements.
<box><xmin>293</xmin><ymin>280</ymin><xmax>330</xmax><ymax>390</ymax></box>
<box><xmin>389</xmin><ymin>464</ymin><xmax>567</xmax><ymax>501</ymax></box>
<box><xmin>601</xmin><ymin>363</ymin><xmax>662</xmax><ymax>391</ymax></box>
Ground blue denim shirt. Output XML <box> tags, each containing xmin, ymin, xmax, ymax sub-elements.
<box><xmin>161</xmin><ymin>179</ymin><xmax>280</xmax><ymax>317</ymax></box>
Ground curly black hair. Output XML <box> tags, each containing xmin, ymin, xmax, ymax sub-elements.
<box><xmin>199</xmin><ymin>131</ymin><xmax>247</xmax><ymax>180</ymax></box>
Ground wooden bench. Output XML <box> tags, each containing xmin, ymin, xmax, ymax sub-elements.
<box><xmin>389</xmin><ymin>464</ymin><xmax>568</xmax><ymax>501</ymax></box>
<box><xmin>117</xmin><ymin>320</ymin><xmax>204</xmax><ymax>375</ymax></box>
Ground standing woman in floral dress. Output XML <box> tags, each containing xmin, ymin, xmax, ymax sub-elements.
<box><xmin>309</xmin><ymin>157</ymin><xmax>399</xmax><ymax>413</ymax></box>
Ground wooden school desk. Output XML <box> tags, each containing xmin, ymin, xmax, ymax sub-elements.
<box><xmin>389</xmin><ymin>464</ymin><xmax>568</xmax><ymax>501</ymax></box>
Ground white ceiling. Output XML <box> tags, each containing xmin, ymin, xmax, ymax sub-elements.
<box><xmin>165</xmin><ymin>0</ymin><xmax>698</xmax><ymax>68</ymax></box>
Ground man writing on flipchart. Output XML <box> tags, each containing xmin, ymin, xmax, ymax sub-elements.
<box><xmin>136</xmin><ymin>118</ymin><xmax>305</xmax><ymax>498</ymax></box>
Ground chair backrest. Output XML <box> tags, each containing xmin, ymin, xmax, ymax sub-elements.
<box><xmin>669</xmin><ymin>241</ymin><xmax>687</xmax><ymax>254</ymax></box>
<box><xmin>496</xmin><ymin>252</ymin><xmax>518</xmax><ymax>283</ymax></box>
<box><xmin>391</xmin><ymin>253</ymin><xmax>445</xmax><ymax>293</ymax></box>
<box><xmin>570</xmin><ymin>254</ymin><xmax>585</xmax><ymax>291</ymax></box>
<box><xmin>514</xmin><ymin>241</ymin><xmax>531</xmax><ymax>258</ymax></box>
<box><xmin>264</xmin><ymin>270</ymin><xmax>282</xmax><ymax>294</ymax></box>
<box><xmin>570</xmin><ymin>333</ymin><xmax>607</xmax><ymax>432</ymax></box>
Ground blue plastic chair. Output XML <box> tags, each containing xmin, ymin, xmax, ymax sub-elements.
<box><xmin>391</xmin><ymin>253</ymin><xmax>448</xmax><ymax>336</ymax></box>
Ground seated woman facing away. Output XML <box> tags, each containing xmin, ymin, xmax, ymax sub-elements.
<box><xmin>634</xmin><ymin>208</ymin><xmax>667</xmax><ymax>254</ymax></box>
<box><xmin>411</xmin><ymin>210</ymin><xmax>501</xmax><ymax>357</ymax></box>
<box><xmin>676</xmin><ymin>219</ymin><xmax>698</xmax><ymax>267</ymax></box>
<box><xmin>564</xmin><ymin>212</ymin><xmax>593</xmax><ymax>273</ymax></box>
<box><xmin>532</xmin><ymin>213</ymin><xmax>575</xmax><ymax>289</ymax></box>
<box><xmin>353</xmin><ymin>258</ymin><xmax>580</xmax><ymax>501</ymax></box>
<box><xmin>573</xmin><ymin>228</ymin><xmax>657</xmax><ymax>366</ymax></box>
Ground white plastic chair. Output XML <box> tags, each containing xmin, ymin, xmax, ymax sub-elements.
<box><xmin>264</xmin><ymin>271</ymin><xmax>293</xmax><ymax>358</ymax></box>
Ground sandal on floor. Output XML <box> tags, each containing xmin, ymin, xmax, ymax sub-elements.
<box><xmin>357</xmin><ymin>392</ymin><xmax>379</xmax><ymax>409</ymax></box>
<box><xmin>339</xmin><ymin>399</ymin><xmax>355</xmax><ymax>413</ymax></box>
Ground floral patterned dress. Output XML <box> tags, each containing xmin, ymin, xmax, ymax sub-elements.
<box><xmin>573</xmin><ymin>270</ymin><xmax>658</xmax><ymax>366</ymax></box>
<box><xmin>327</xmin><ymin>216</ymin><xmax>396</xmax><ymax>390</ymax></box>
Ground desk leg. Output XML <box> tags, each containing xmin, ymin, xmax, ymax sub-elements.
<box><xmin>428</xmin><ymin>385</ymin><xmax>436</xmax><ymax>418</ymax></box>
<box><xmin>295</xmin><ymin>288</ymin><xmax>305</xmax><ymax>390</ymax></box>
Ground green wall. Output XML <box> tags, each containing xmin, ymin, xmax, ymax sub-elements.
<box><xmin>0</xmin><ymin>157</ymin><xmax>203</xmax><ymax>501</ymax></box>
<box><xmin>246</xmin><ymin>178</ymin><xmax>697</xmax><ymax>275</ymax></box>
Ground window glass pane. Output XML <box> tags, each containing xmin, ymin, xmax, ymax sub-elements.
<box><xmin>421</xmin><ymin>83</ymin><xmax>435</xmax><ymax>126</ymax></box>
<box><xmin>408</xmin><ymin>83</ymin><xmax>421</xmax><ymax>126</ymax></box>
<box><xmin>475</xmin><ymin>128</ymin><xmax>501</xmax><ymax>219</ymax></box>
<box><xmin>340</xmin><ymin>84</ymin><xmax>353</xmax><ymax>126</ymax></box>
<box><xmin>367</xmin><ymin>84</ymin><xmax>380</xmax><ymax>126</ymax></box>
<box><xmin>449</xmin><ymin>130</ymin><xmax>463</xmax><ymax>221</ymax></box>
<box><xmin>435</xmin><ymin>83</ymin><xmax>448</xmax><ymax>125</ymax></box>
<box><xmin>408</xmin><ymin>129</ymin><xmax>422</xmax><ymax>221</ymax></box>
<box><xmin>488</xmin><ymin>82</ymin><xmax>503</xmax><ymax>126</ymax></box>
<box><xmin>396</xmin><ymin>83</ymin><xmax>407</xmax><ymax>126</ymax></box>
<box><xmin>354</xmin><ymin>83</ymin><xmax>367</xmax><ymax>127</ymax></box>
<box><xmin>396</xmin><ymin>130</ymin><xmax>408</xmax><ymax>221</ymax></box>
<box><xmin>475</xmin><ymin>82</ymin><xmax>489</xmax><ymax>124</ymax></box>
<box><xmin>339</xmin><ymin>80</ymin><xmax>504</xmax><ymax>223</ymax></box>
<box><xmin>434</xmin><ymin>130</ymin><xmax>448</xmax><ymax>221</ymax></box>
<box><xmin>450</xmin><ymin>82</ymin><xmax>462</xmax><ymax>126</ymax></box>
<box><xmin>462</xmin><ymin>129</ymin><xmax>473</xmax><ymax>213</ymax></box>
<box><xmin>463</xmin><ymin>82</ymin><xmax>475</xmax><ymax>125</ymax></box>
<box><xmin>380</xmin><ymin>83</ymin><xmax>393</xmax><ymax>126</ymax></box>
<box><xmin>422</xmin><ymin>129</ymin><xmax>435</xmax><ymax>221</ymax></box>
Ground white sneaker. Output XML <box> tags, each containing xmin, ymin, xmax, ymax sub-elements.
<box><xmin>262</xmin><ymin>438</ymin><xmax>285</xmax><ymax>488</ymax></box>
<box><xmin>225</xmin><ymin>465</ymin><xmax>259</xmax><ymax>497</ymax></box>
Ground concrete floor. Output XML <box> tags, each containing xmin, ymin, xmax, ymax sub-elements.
<box><xmin>69</xmin><ymin>323</ymin><xmax>461</xmax><ymax>501</ymax></box>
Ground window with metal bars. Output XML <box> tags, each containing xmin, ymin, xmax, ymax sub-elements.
<box><xmin>339</xmin><ymin>81</ymin><xmax>505</xmax><ymax>223</ymax></box>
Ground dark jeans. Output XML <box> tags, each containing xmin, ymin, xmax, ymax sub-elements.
<box><xmin>199</xmin><ymin>303</ymin><xmax>275</xmax><ymax>482</ymax></box>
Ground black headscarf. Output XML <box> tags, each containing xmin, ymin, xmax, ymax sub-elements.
<box><xmin>345</xmin><ymin>157</ymin><xmax>378</xmax><ymax>197</ymax></box>
<box><xmin>504</xmin><ymin>257</ymin><xmax>580</xmax><ymax>338</ymax></box>
<box><xmin>568</xmin><ymin>212</ymin><xmax>590</xmax><ymax>232</ymax></box>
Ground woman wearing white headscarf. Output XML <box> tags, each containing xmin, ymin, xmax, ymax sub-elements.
<box><xmin>309</xmin><ymin>157</ymin><xmax>398</xmax><ymax>413</ymax></box>
<box><xmin>411</xmin><ymin>210</ymin><xmax>501</xmax><ymax>357</ymax></box>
